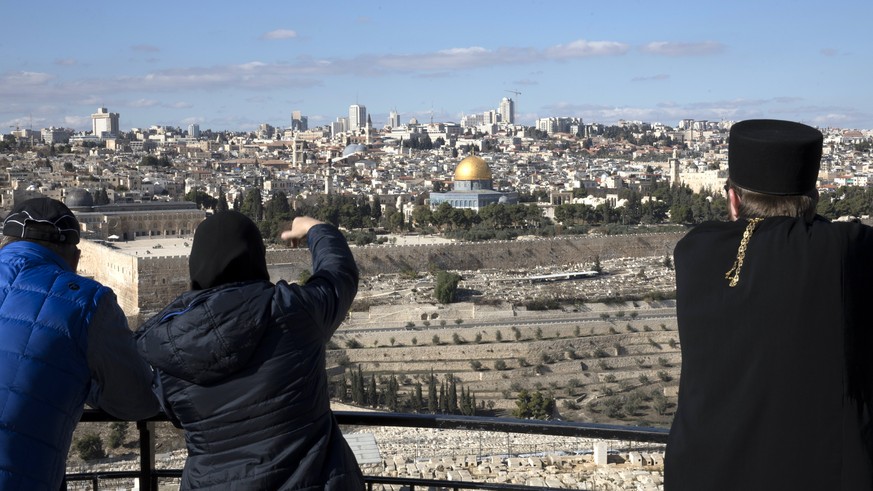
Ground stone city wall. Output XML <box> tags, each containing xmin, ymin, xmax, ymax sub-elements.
<box><xmin>77</xmin><ymin>241</ymin><xmax>139</xmax><ymax>317</ymax></box>
<box><xmin>271</xmin><ymin>232</ymin><xmax>684</xmax><ymax>277</ymax></box>
<box><xmin>79</xmin><ymin>232</ymin><xmax>684</xmax><ymax>328</ymax></box>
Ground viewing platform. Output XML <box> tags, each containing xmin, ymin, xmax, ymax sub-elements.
<box><xmin>65</xmin><ymin>410</ymin><xmax>668</xmax><ymax>490</ymax></box>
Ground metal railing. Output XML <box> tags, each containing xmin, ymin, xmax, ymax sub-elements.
<box><xmin>66</xmin><ymin>410</ymin><xmax>669</xmax><ymax>491</ymax></box>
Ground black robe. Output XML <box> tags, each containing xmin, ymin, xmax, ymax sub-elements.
<box><xmin>666</xmin><ymin>216</ymin><xmax>873</xmax><ymax>490</ymax></box>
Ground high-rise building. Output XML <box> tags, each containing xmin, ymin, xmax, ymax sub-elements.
<box><xmin>389</xmin><ymin>110</ymin><xmax>400</xmax><ymax>128</ymax></box>
<box><xmin>292</xmin><ymin>111</ymin><xmax>308</xmax><ymax>131</ymax></box>
<box><xmin>498</xmin><ymin>98</ymin><xmax>515</xmax><ymax>125</ymax></box>
<box><xmin>41</xmin><ymin>127</ymin><xmax>71</xmax><ymax>145</ymax></box>
<box><xmin>188</xmin><ymin>124</ymin><xmax>201</xmax><ymax>138</ymax></box>
<box><xmin>91</xmin><ymin>107</ymin><xmax>119</xmax><ymax>138</ymax></box>
<box><xmin>349</xmin><ymin>104</ymin><xmax>367</xmax><ymax>130</ymax></box>
<box><xmin>331</xmin><ymin>117</ymin><xmax>348</xmax><ymax>137</ymax></box>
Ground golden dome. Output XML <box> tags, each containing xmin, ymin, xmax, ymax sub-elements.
<box><xmin>453</xmin><ymin>155</ymin><xmax>492</xmax><ymax>181</ymax></box>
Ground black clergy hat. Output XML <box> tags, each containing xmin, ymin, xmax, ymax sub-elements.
<box><xmin>728</xmin><ymin>119</ymin><xmax>823</xmax><ymax>195</ymax></box>
<box><xmin>2</xmin><ymin>197</ymin><xmax>81</xmax><ymax>245</ymax></box>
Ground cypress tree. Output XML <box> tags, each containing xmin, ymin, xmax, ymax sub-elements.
<box><xmin>448</xmin><ymin>374</ymin><xmax>459</xmax><ymax>414</ymax></box>
<box><xmin>368</xmin><ymin>375</ymin><xmax>378</xmax><ymax>408</ymax></box>
<box><xmin>427</xmin><ymin>371</ymin><xmax>438</xmax><ymax>413</ymax></box>
<box><xmin>413</xmin><ymin>382</ymin><xmax>423</xmax><ymax>413</ymax></box>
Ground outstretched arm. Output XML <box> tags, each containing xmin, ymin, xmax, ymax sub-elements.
<box><xmin>280</xmin><ymin>216</ymin><xmax>325</xmax><ymax>248</ymax></box>
<box><xmin>278</xmin><ymin>217</ymin><xmax>359</xmax><ymax>340</ymax></box>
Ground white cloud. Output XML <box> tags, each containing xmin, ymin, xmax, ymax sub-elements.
<box><xmin>129</xmin><ymin>99</ymin><xmax>160</xmax><ymax>108</ymax></box>
<box><xmin>262</xmin><ymin>29</ymin><xmax>297</xmax><ymax>40</ymax></box>
<box><xmin>0</xmin><ymin>71</ymin><xmax>54</xmax><ymax>86</ymax></box>
<box><xmin>238</xmin><ymin>61</ymin><xmax>268</xmax><ymax>70</ymax></box>
<box><xmin>545</xmin><ymin>39</ymin><xmax>629</xmax><ymax>59</ymax></box>
<box><xmin>640</xmin><ymin>41</ymin><xmax>724</xmax><ymax>56</ymax></box>
<box><xmin>63</xmin><ymin>115</ymin><xmax>90</xmax><ymax>128</ymax></box>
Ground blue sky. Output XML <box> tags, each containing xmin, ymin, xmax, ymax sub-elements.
<box><xmin>2</xmin><ymin>0</ymin><xmax>871</xmax><ymax>133</ymax></box>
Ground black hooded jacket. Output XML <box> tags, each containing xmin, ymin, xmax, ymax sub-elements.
<box><xmin>136</xmin><ymin>224</ymin><xmax>364</xmax><ymax>490</ymax></box>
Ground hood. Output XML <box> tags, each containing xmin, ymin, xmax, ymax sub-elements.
<box><xmin>136</xmin><ymin>281</ymin><xmax>274</xmax><ymax>384</ymax></box>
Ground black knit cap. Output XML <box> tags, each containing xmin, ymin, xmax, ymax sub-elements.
<box><xmin>2</xmin><ymin>197</ymin><xmax>80</xmax><ymax>245</ymax></box>
<box><xmin>728</xmin><ymin>119</ymin><xmax>823</xmax><ymax>195</ymax></box>
<box><xmin>189</xmin><ymin>211</ymin><xmax>270</xmax><ymax>290</ymax></box>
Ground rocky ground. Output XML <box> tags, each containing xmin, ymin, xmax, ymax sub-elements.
<box><xmin>68</xmin><ymin>419</ymin><xmax>665</xmax><ymax>491</ymax></box>
<box><xmin>355</xmin><ymin>254</ymin><xmax>675</xmax><ymax>309</ymax></box>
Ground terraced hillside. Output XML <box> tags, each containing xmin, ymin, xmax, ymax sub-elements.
<box><xmin>329</xmin><ymin>301</ymin><xmax>680</xmax><ymax>429</ymax></box>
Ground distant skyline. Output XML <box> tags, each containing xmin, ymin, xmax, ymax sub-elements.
<box><xmin>2</xmin><ymin>1</ymin><xmax>872</xmax><ymax>132</ymax></box>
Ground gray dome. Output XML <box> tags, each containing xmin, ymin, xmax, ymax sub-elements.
<box><xmin>342</xmin><ymin>143</ymin><xmax>367</xmax><ymax>157</ymax></box>
<box><xmin>65</xmin><ymin>188</ymin><xmax>94</xmax><ymax>208</ymax></box>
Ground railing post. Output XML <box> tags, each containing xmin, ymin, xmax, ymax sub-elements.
<box><xmin>137</xmin><ymin>420</ymin><xmax>156</xmax><ymax>491</ymax></box>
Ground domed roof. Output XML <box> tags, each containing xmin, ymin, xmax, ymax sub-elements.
<box><xmin>342</xmin><ymin>143</ymin><xmax>367</xmax><ymax>158</ymax></box>
<box><xmin>453</xmin><ymin>155</ymin><xmax>492</xmax><ymax>181</ymax></box>
<box><xmin>65</xmin><ymin>188</ymin><xmax>94</xmax><ymax>208</ymax></box>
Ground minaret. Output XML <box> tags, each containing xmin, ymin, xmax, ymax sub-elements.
<box><xmin>366</xmin><ymin>115</ymin><xmax>372</xmax><ymax>145</ymax></box>
<box><xmin>292</xmin><ymin>133</ymin><xmax>298</xmax><ymax>168</ymax></box>
<box><xmin>669</xmin><ymin>149</ymin><xmax>681</xmax><ymax>187</ymax></box>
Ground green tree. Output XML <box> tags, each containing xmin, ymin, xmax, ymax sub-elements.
<box><xmin>512</xmin><ymin>389</ymin><xmax>555</xmax><ymax>420</ymax></box>
<box><xmin>427</xmin><ymin>371</ymin><xmax>438</xmax><ymax>413</ymax></box>
<box><xmin>240</xmin><ymin>188</ymin><xmax>264</xmax><ymax>221</ymax></box>
<box><xmin>434</xmin><ymin>270</ymin><xmax>461</xmax><ymax>304</ymax></box>
<box><xmin>412</xmin><ymin>382</ymin><xmax>424</xmax><ymax>412</ymax></box>
<box><xmin>264</xmin><ymin>191</ymin><xmax>292</xmax><ymax>221</ymax></box>
<box><xmin>368</xmin><ymin>375</ymin><xmax>378</xmax><ymax>408</ymax></box>
<box><xmin>107</xmin><ymin>421</ymin><xmax>127</xmax><ymax>449</ymax></box>
<box><xmin>184</xmin><ymin>189</ymin><xmax>217</xmax><ymax>210</ymax></box>
<box><xmin>412</xmin><ymin>205</ymin><xmax>433</xmax><ymax>228</ymax></box>
<box><xmin>216</xmin><ymin>190</ymin><xmax>229</xmax><ymax>213</ymax></box>
<box><xmin>74</xmin><ymin>434</ymin><xmax>106</xmax><ymax>461</ymax></box>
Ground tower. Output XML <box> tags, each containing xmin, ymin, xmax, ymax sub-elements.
<box><xmin>669</xmin><ymin>149</ymin><xmax>681</xmax><ymax>187</ymax></box>
<box><xmin>292</xmin><ymin>111</ymin><xmax>308</xmax><ymax>131</ymax></box>
<box><xmin>91</xmin><ymin>107</ymin><xmax>119</xmax><ymax>138</ymax></box>
<box><xmin>349</xmin><ymin>104</ymin><xmax>367</xmax><ymax>130</ymax></box>
<box><xmin>498</xmin><ymin>97</ymin><xmax>515</xmax><ymax>125</ymax></box>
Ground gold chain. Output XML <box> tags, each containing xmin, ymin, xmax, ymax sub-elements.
<box><xmin>724</xmin><ymin>218</ymin><xmax>763</xmax><ymax>287</ymax></box>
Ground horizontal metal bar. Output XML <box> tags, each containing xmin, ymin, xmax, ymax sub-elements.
<box><xmin>333</xmin><ymin>410</ymin><xmax>669</xmax><ymax>443</ymax></box>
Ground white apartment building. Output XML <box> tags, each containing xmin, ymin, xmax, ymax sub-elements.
<box><xmin>331</xmin><ymin>118</ymin><xmax>349</xmax><ymax>137</ymax></box>
<box><xmin>91</xmin><ymin>107</ymin><xmax>119</xmax><ymax>138</ymax></box>
<box><xmin>41</xmin><ymin>127</ymin><xmax>71</xmax><ymax>144</ymax></box>
<box><xmin>499</xmin><ymin>97</ymin><xmax>515</xmax><ymax>125</ymax></box>
<box><xmin>389</xmin><ymin>110</ymin><xmax>400</xmax><ymax>128</ymax></box>
<box><xmin>349</xmin><ymin>104</ymin><xmax>367</xmax><ymax>130</ymax></box>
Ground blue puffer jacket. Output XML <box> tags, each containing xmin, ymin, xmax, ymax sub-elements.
<box><xmin>136</xmin><ymin>224</ymin><xmax>364</xmax><ymax>490</ymax></box>
<box><xmin>0</xmin><ymin>241</ymin><xmax>103</xmax><ymax>490</ymax></box>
